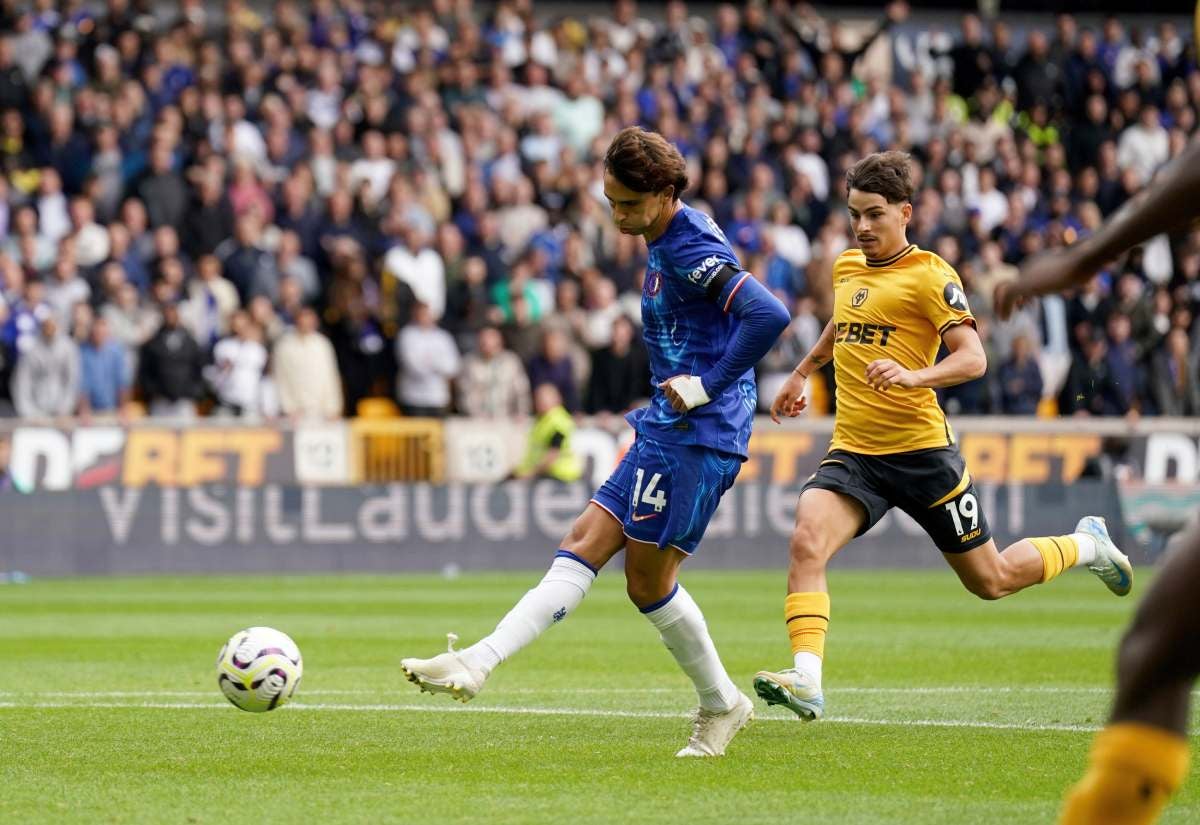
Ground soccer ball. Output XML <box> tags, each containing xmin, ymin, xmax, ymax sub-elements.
<box><xmin>216</xmin><ymin>626</ymin><xmax>303</xmax><ymax>712</ymax></box>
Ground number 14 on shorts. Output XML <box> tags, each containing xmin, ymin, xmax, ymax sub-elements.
<box><xmin>632</xmin><ymin>468</ymin><xmax>668</xmax><ymax>514</ymax></box>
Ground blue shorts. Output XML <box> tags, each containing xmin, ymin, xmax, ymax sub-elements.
<box><xmin>591</xmin><ymin>436</ymin><xmax>743</xmax><ymax>555</ymax></box>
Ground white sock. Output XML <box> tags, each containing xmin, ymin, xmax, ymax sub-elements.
<box><xmin>793</xmin><ymin>651</ymin><xmax>823</xmax><ymax>687</ymax></box>
<box><xmin>1070</xmin><ymin>533</ymin><xmax>1098</xmax><ymax>566</ymax></box>
<box><xmin>461</xmin><ymin>552</ymin><xmax>596</xmax><ymax>674</ymax></box>
<box><xmin>642</xmin><ymin>584</ymin><xmax>741</xmax><ymax>713</ymax></box>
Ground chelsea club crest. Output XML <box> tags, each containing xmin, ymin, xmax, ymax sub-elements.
<box><xmin>645</xmin><ymin>270</ymin><xmax>663</xmax><ymax>297</ymax></box>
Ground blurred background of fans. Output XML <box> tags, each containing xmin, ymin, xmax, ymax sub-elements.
<box><xmin>0</xmin><ymin>0</ymin><xmax>1197</xmax><ymax>427</ymax></box>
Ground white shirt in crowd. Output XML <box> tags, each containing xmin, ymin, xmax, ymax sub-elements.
<box><xmin>396</xmin><ymin>324</ymin><xmax>461</xmax><ymax>409</ymax></box>
<box><xmin>37</xmin><ymin>192</ymin><xmax>71</xmax><ymax>243</ymax></box>
<box><xmin>766</xmin><ymin>224</ymin><xmax>811</xmax><ymax>270</ymax></box>
<box><xmin>348</xmin><ymin>157</ymin><xmax>397</xmax><ymax>207</ymax></box>
<box><xmin>790</xmin><ymin>151</ymin><xmax>829</xmax><ymax>201</ymax></box>
<box><xmin>582</xmin><ymin>303</ymin><xmax>624</xmax><ymax>350</ymax></box>
<box><xmin>383</xmin><ymin>245</ymin><xmax>446</xmax><ymax>321</ymax></box>
<box><xmin>1117</xmin><ymin>123</ymin><xmax>1169</xmax><ymax>185</ymax></box>
<box><xmin>209</xmin><ymin>336</ymin><xmax>269</xmax><ymax>413</ymax></box>
<box><xmin>44</xmin><ymin>276</ymin><xmax>90</xmax><ymax>327</ymax></box>
<box><xmin>970</xmin><ymin>187</ymin><xmax>1009</xmax><ymax>235</ymax></box>
<box><xmin>273</xmin><ymin>329</ymin><xmax>343</xmax><ymax>419</ymax></box>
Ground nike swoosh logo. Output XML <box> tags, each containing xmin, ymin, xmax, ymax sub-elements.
<box><xmin>630</xmin><ymin>513</ymin><xmax>658</xmax><ymax>522</ymax></box>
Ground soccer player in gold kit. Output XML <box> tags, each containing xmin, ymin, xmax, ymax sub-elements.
<box><xmin>996</xmin><ymin>34</ymin><xmax>1200</xmax><ymax>818</ymax></box>
<box><xmin>751</xmin><ymin>151</ymin><xmax>1134</xmax><ymax>722</ymax></box>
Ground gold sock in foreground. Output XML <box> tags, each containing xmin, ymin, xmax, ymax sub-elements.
<box><xmin>1058</xmin><ymin>722</ymin><xmax>1190</xmax><ymax>825</ymax></box>
<box><xmin>1030</xmin><ymin>535</ymin><xmax>1080</xmax><ymax>583</ymax></box>
<box><xmin>785</xmin><ymin>591</ymin><xmax>830</xmax><ymax>659</ymax></box>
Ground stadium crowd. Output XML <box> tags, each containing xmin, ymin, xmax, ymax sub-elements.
<box><xmin>0</xmin><ymin>0</ymin><xmax>1198</xmax><ymax>423</ymax></box>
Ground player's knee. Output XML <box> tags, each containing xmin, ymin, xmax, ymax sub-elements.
<box><xmin>560</xmin><ymin>515</ymin><xmax>590</xmax><ymax>551</ymax></box>
<box><xmin>789</xmin><ymin>521</ymin><xmax>831</xmax><ymax>569</ymax></box>
<box><xmin>625</xmin><ymin>575</ymin><xmax>670</xmax><ymax>610</ymax></box>
<box><xmin>962</xmin><ymin>574</ymin><xmax>1006</xmax><ymax>600</ymax></box>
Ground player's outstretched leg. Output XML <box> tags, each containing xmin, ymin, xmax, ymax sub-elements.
<box><xmin>754</xmin><ymin>489</ymin><xmax>863</xmax><ymax>722</ymax></box>
<box><xmin>625</xmin><ymin>539</ymin><xmax>752</xmax><ymax>757</ymax></box>
<box><xmin>1057</xmin><ymin>520</ymin><xmax>1200</xmax><ymax>825</ymax></box>
<box><xmin>401</xmin><ymin>504</ymin><xmax>622</xmax><ymax>701</ymax></box>
<box><xmin>945</xmin><ymin>517</ymin><xmax>1132</xmax><ymax>600</ymax></box>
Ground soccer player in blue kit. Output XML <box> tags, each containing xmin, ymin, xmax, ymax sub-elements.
<box><xmin>402</xmin><ymin>127</ymin><xmax>790</xmax><ymax>757</ymax></box>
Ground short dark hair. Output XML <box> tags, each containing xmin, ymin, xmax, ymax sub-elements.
<box><xmin>846</xmin><ymin>151</ymin><xmax>914</xmax><ymax>204</ymax></box>
<box><xmin>604</xmin><ymin>127</ymin><xmax>689</xmax><ymax>200</ymax></box>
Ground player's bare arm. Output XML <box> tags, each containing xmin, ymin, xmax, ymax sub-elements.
<box><xmin>770</xmin><ymin>319</ymin><xmax>835</xmax><ymax>423</ymax></box>
<box><xmin>997</xmin><ymin>138</ymin><xmax>1200</xmax><ymax>319</ymax></box>
<box><xmin>865</xmin><ymin>323</ymin><xmax>986</xmax><ymax>392</ymax></box>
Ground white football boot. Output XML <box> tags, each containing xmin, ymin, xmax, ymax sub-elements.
<box><xmin>675</xmin><ymin>691</ymin><xmax>754</xmax><ymax>757</ymax></box>
<box><xmin>401</xmin><ymin>633</ymin><xmax>487</xmax><ymax>703</ymax></box>
<box><xmin>1076</xmin><ymin>515</ymin><xmax>1134</xmax><ymax>596</ymax></box>
<box><xmin>752</xmin><ymin>667</ymin><xmax>825</xmax><ymax>721</ymax></box>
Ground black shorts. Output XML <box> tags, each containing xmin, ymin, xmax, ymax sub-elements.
<box><xmin>802</xmin><ymin>446</ymin><xmax>992</xmax><ymax>553</ymax></box>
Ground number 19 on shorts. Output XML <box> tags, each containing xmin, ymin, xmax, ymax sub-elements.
<box><xmin>944</xmin><ymin>493</ymin><xmax>979</xmax><ymax>536</ymax></box>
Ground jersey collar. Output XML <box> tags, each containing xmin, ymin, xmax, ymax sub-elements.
<box><xmin>865</xmin><ymin>244</ymin><xmax>916</xmax><ymax>268</ymax></box>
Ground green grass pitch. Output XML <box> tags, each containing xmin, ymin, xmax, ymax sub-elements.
<box><xmin>1</xmin><ymin>569</ymin><xmax>1197</xmax><ymax>824</ymax></box>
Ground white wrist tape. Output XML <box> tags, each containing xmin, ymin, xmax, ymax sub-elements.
<box><xmin>668</xmin><ymin>375</ymin><xmax>711</xmax><ymax>410</ymax></box>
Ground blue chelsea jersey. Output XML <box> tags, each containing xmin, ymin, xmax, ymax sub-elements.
<box><xmin>625</xmin><ymin>204</ymin><xmax>758</xmax><ymax>459</ymax></box>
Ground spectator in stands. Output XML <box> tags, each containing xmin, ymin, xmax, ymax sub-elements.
<box><xmin>69</xmin><ymin>303</ymin><xmax>94</xmax><ymax>347</ymax></box>
<box><xmin>1111</xmin><ymin>272</ymin><xmax>1158</xmax><ymax>360</ymax></box>
<box><xmin>1150</xmin><ymin>328</ymin><xmax>1200</xmax><ymax>417</ymax></box>
<box><xmin>1105</xmin><ymin>313</ymin><xmax>1141</xmax><ymax>411</ymax></box>
<box><xmin>43</xmin><ymin>246</ymin><xmax>89</xmax><ymax>327</ymax></box>
<box><xmin>383</xmin><ymin>224</ymin><xmax>446</xmax><ymax>322</ymax></box>
<box><xmin>395</xmin><ymin>301</ymin><xmax>459</xmax><ymax>417</ymax></box>
<box><xmin>527</xmin><ymin>327</ymin><xmax>578</xmax><ymax>414</ymax></box>
<box><xmin>102</xmin><ymin>282</ymin><xmax>157</xmax><ymax>377</ymax></box>
<box><xmin>275</xmin><ymin>230</ymin><xmax>320</xmax><ymax>305</ymax></box>
<box><xmin>135</xmin><ymin>141</ymin><xmax>188</xmax><ymax>230</ymax></box>
<box><xmin>499</xmin><ymin>290</ymin><xmax>543</xmax><ymax>365</ymax></box>
<box><xmin>586</xmin><ymin>315</ymin><xmax>648</xmax><ymax>415</ymax></box>
<box><xmin>12</xmin><ymin>314</ymin><xmax>78</xmax><ymax>419</ymax></box>
<box><xmin>273</xmin><ymin>307</ymin><xmax>343</xmax><ymax>421</ymax></box>
<box><xmin>182</xmin><ymin>168</ymin><xmax>236</xmax><ymax>260</ymax></box>
<box><xmin>998</xmin><ymin>333</ymin><xmax>1044</xmax><ymax>415</ymax></box>
<box><xmin>1117</xmin><ymin>104</ymin><xmax>1170</xmax><ymax>185</ymax></box>
<box><xmin>182</xmin><ymin>255</ymin><xmax>240</xmax><ymax>349</ymax></box>
<box><xmin>0</xmin><ymin>3</ymin><xmax>1195</xmax><ymax>429</ymax></box>
<box><xmin>1060</xmin><ymin>328</ymin><xmax>1128</xmax><ymax>417</ymax></box>
<box><xmin>511</xmin><ymin>383</ymin><xmax>583</xmax><ymax>483</ymax></box>
<box><xmin>1066</xmin><ymin>276</ymin><xmax>1113</xmax><ymax>344</ymax></box>
<box><xmin>78</xmin><ymin>316</ymin><xmax>129</xmax><ymax>419</ymax></box>
<box><xmin>216</xmin><ymin>213</ymin><xmax>278</xmax><ymax>306</ymax></box>
<box><xmin>69</xmin><ymin>197</ymin><xmax>110</xmax><ymax>269</ymax></box>
<box><xmin>207</xmin><ymin>311</ymin><xmax>270</xmax><ymax>417</ymax></box>
<box><xmin>456</xmin><ymin>326</ymin><xmax>531</xmax><ymax>418</ymax></box>
<box><xmin>2</xmin><ymin>205</ymin><xmax>53</xmax><ymax>272</ymax></box>
<box><xmin>36</xmin><ymin>168</ymin><xmax>71</xmax><ymax>244</ymax></box>
<box><xmin>138</xmin><ymin>301</ymin><xmax>207</xmax><ymax>419</ymax></box>
<box><xmin>444</xmin><ymin>256</ymin><xmax>491</xmax><ymax>350</ymax></box>
<box><xmin>580</xmin><ymin>277</ymin><xmax>622</xmax><ymax>351</ymax></box>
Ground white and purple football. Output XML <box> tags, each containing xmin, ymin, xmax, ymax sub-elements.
<box><xmin>216</xmin><ymin>627</ymin><xmax>303</xmax><ymax>713</ymax></box>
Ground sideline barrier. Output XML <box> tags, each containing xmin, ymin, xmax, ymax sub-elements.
<box><xmin>5</xmin><ymin>417</ymin><xmax>1200</xmax><ymax>490</ymax></box>
<box><xmin>0</xmin><ymin>478</ymin><xmax>1135</xmax><ymax>576</ymax></box>
<box><xmin>1</xmin><ymin>417</ymin><xmax>1195</xmax><ymax>575</ymax></box>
